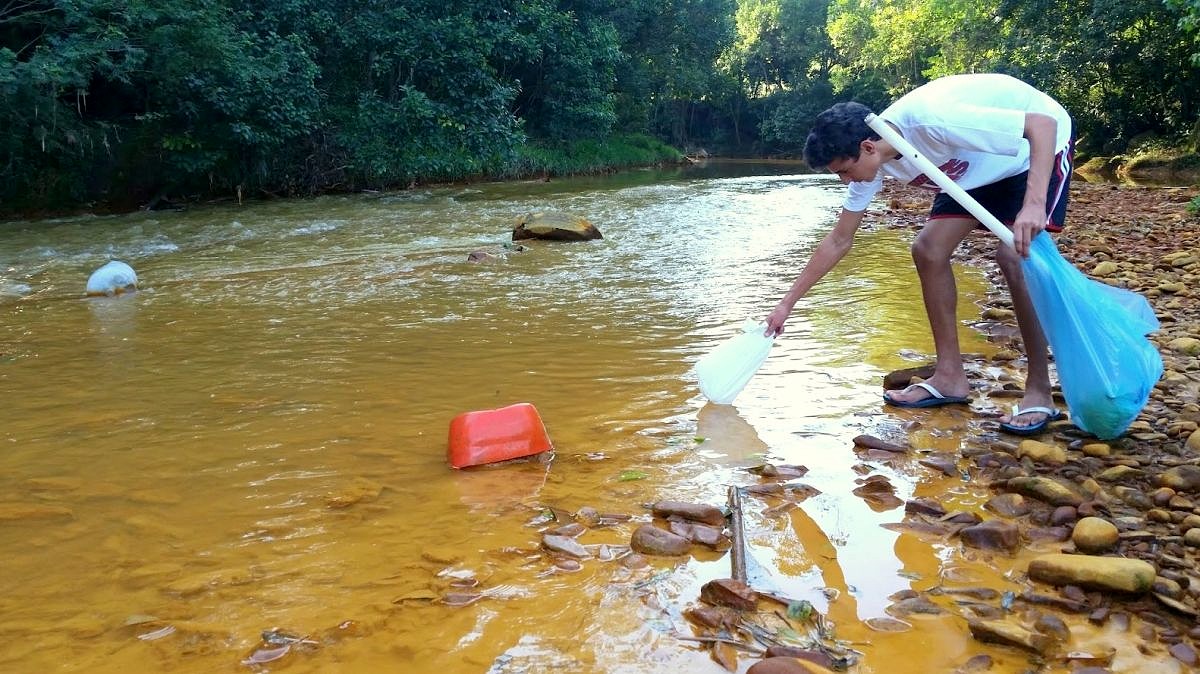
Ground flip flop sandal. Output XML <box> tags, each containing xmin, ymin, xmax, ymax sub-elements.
<box><xmin>883</xmin><ymin>381</ymin><xmax>970</xmax><ymax>409</ymax></box>
<box><xmin>998</xmin><ymin>405</ymin><xmax>1063</xmax><ymax>436</ymax></box>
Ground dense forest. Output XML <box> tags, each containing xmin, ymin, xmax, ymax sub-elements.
<box><xmin>2</xmin><ymin>0</ymin><xmax>1199</xmax><ymax>213</ymax></box>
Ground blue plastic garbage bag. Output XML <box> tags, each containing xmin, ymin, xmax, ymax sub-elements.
<box><xmin>1022</xmin><ymin>232</ymin><xmax>1163</xmax><ymax>439</ymax></box>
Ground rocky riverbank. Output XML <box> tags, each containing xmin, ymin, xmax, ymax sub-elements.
<box><xmin>845</xmin><ymin>180</ymin><xmax>1200</xmax><ymax>671</ymax></box>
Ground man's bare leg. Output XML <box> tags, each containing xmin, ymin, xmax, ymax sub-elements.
<box><xmin>885</xmin><ymin>217</ymin><xmax>979</xmax><ymax>405</ymax></box>
<box><xmin>995</xmin><ymin>244</ymin><xmax>1056</xmax><ymax>428</ymax></box>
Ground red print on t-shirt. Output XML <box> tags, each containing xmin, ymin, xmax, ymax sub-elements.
<box><xmin>909</xmin><ymin>158</ymin><xmax>969</xmax><ymax>190</ymax></box>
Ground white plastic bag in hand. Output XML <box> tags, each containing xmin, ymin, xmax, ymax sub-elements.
<box><xmin>695</xmin><ymin>319</ymin><xmax>776</xmax><ymax>404</ymax></box>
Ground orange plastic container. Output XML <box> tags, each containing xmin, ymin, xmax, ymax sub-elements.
<box><xmin>447</xmin><ymin>403</ymin><xmax>552</xmax><ymax>469</ymax></box>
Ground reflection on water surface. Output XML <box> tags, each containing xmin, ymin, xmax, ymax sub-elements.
<box><xmin>0</xmin><ymin>162</ymin><xmax>1061</xmax><ymax>673</ymax></box>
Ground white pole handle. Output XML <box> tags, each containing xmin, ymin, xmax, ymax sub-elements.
<box><xmin>864</xmin><ymin>113</ymin><xmax>1015</xmax><ymax>250</ymax></box>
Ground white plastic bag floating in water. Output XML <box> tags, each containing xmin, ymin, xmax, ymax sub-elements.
<box><xmin>695</xmin><ymin>319</ymin><xmax>776</xmax><ymax>404</ymax></box>
<box><xmin>1022</xmin><ymin>233</ymin><xmax>1162</xmax><ymax>439</ymax></box>
<box><xmin>86</xmin><ymin>260</ymin><xmax>138</xmax><ymax>297</ymax></box>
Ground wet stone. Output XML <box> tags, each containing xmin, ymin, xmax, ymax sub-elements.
<box><xmin>554</xmin><ymin>558</ymin><xmax>582</xmax><ymax>572</ymax></box>
<box><xmin>546</xmin><ymin>523</ymin><xmax>586</xmax><ymax>538</ymax></box>
<box><xmin>692</xmin><ymin>525</ymin><xmax>728</xmax><ymax>549</ymax></box>
<box><xmin>1146</xmin><ymin>508</ymin><xmax>1173</xmax><ymax>523</ymax></box>
<box><xmin>1153</xmin><ymin>576</ymin><xmax>1184</xmax><ymax>599</ymax></box>
<box><xmin>1181</xmin><ymin>529</ymin><xmax>1200</xmax><ymax>547</ymax></box>
<box><xmin>852</xmin><ymin>434</ymin><xmax>908</xmax><ymax>453</ymax></box>
<box><xmin>1113</xmin><ymin>486</ymin><xmax>1152</xmax><ymax>510</ymax></box>
<box><xmin>1168</xmin><ymin>495</ymin><xmax>1195</xmax><ymax>510</ymax></box>
<box><xmin>944</xmin><ymin>511</ymin><xmax>982</xmax><ymax>525</ymax></box>
<box><xmin>685</xmin><ymin>606</ymin><xmax>737</xmax><ymax>629</ymax></box>
<box><xmin>1020</xmin><ymin>590</ymin><xmax>1088</xmax><ymax>613</ymax></box>
<box><xmin>651</xmin><ymin>501</ymin><xmax>725</xmax><ymax>526</ymax></box>
<box><xmin>1028</xmin><ymin>554</ymin><xmax>1156</xmax><ymax>593</ymax></box>
<box><xmin>620</xmin><ymin>553</ymin><xmax>648</xmax><ymax>569</ymax></box>
<box><xmin>700</xmin><ymin>578</ymin><xmax>757</xmax><ymax>611</ymax></box>
<box><xmin>944</xmin><ymin>587</ymin><xmax>1000</xmax><ymax>601</ymax></box>
<box><xmin>1027</xmin><ymin>526</ymin><xmax>1072</xmax><ymax>543</ymax></box>
<box><xmin>542</xmin><ymin>534</ymin><xmax>590</xmax><ymax>559</ymax></box>
<box><xmin>1152</xmin><ymin>487</ymin><xmax>1177</xmax><ymax>507</ymax></box>
<box><xmin>1061</xmin><ymin>584</ymin><xmax>1088</xmax><ymax>603</ymax></box>
<box><xmin>1088</xmin><ymin>607</ymin><xmax>1110</xmax><ymax>625</ymax></box>
<box><xmin>956</xmin><ymin>654</ymin><xmax>994</xmax><ymax>672</ymax></box>
<box><xmin>864</xmin><ymin>616</ymin><xmax>912</xmax><ymax>632</ymax></box>
<box><xmin>918</xmin><ymin>455</ymin><xmax>959</xmax><ymax>476</ymax></box>
<box><xmin>1187</xmin><ymin>428</ymin><xmax>1200</xmax><ymax>452</ymax></box>
<box><xmin>1005</xmin><ymin>476</ymin><xmax>1082</xmax><ymax>507</ymax></box>
<box><xmin>1096</xmin><ymin>465</ymin><xmax>1143</xmax><ymax>482</ymax></box>
<box><xmin>630</xmin><ymin>525</ymin><xmax>690</xmax><ymax>556</ymax></box>
<box><xmin>1160</xmin><ymin>465</ymin><xmax>1200</xmax><ymax>492</ymax></box>
<box><xmin>905</xmin><ymin>498</ymin><xmax>947</xmax><ymax>517</ymax></box>
<box><xmin>959</xmin><ymin>520</ymin><xmax>1020</xmax><ymax>554</ymax></box>
<box><xmin>747</xmin><ymin>657</ymin><xmax>820</xmax><ymax>674</ymax></box>
<box><xmin>967</xmin><ymin>619</ymin><xmax>1052</xmax><ymax>654</ymax></box>
<box><xmin>985</xmin><ymin>493</ymin><xmax>1030</xmax><ymax>518</ymax></box>
<box><xmin>887</xmin><ymin>596</ymin><xmax>944</xmax><ymax>617</ymax></box>
<box><xmin>883</xmin><ymin>364</ymin><xmax>936</xmax><ymax>390</ymax></box>
<box><xmin>1050</xmin><ymin>505</ymin><xmax>1078</xmax><ymax>527</ymax></box>
<box><xmin>762</xmin><ymin>646</ymin><xmax>836</xmax><ymax>669</ymax></box>
<box><xmin>964</xmin><ymin>603</ymin><xmax>1004</xmax><ymax>619</ymax></box>
<box><xmin>1033</xmin><ymin>613</ymin><xmax>1070</xmax><ymax>641</ymax></box>
<box><xmin>1072</xmin><ymin>517</ymin><xmax>1120</xmax><ymax>554</ymax></box>
<box><xmin>1017</xmin><ymin>439</ymin><xmax>1066</xmax><ymax>465</ymax></box>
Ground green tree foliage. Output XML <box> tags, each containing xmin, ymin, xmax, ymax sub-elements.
<box><xmin>2</xmin><ymin>0</ymin><xmax>1199</xmax><ymax>213</ymax></box>
<box><xmin>721</xmin><ymin>0</ymin><xmax>841</xmax><ymax>152</ymax></box>
<box><xmin>0</xmin><ymin>1</ymin><xmax>321</xmax><ymax>205</ymax></box>
<box><xmin>993</xmin><ymin>0</ymin><xmax>1200</xmax><ymax>153</ymax></box>
<box><xmin>1168</xmin><ymin>0</ymin><xmax>1200</xmax><ymax>64</ymax></box>
<box><xmin>817</xmin><ymin>0</ymin><xmax>1199</xmax><ymax>156</ymax></box>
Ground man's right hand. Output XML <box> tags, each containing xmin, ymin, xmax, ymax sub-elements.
<box><xmin>764</xmin><ymin>302</ymin><xmax>792</xmax><ymax>337</ymax></box>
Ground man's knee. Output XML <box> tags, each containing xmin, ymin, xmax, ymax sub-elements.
<box><xmin>995</xmin><ymin>245</ymin><xmax>1023</xmax><ymax>277</ymax></box>
<box><xmin>911</xmin><ymin>234</ymin><xmax>950</xmax><ymax>267</ymax></box>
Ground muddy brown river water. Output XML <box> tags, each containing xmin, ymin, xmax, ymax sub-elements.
<box><xmin>0</xmin><ymin>163</ymin><xmax>1168</xmax><ymax>672</ymax></box>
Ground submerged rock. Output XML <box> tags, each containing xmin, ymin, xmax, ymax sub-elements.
<box><xmin>542</xmin><ymin>534</ymin><xmax>590</xmax><ymax>559</ymax></box>
<box><xmin>968</xmin><ymin>619</ymin><xmax>1053</xmax><ymax>654</ymax></box>
<box><xmin>747</xmin><ymin>657</ymin><xmax>830</xmax><ymax>674</ymax></box>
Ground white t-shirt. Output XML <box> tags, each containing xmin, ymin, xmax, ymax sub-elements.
<box><xmin>843</xmin><ymin>74</ymin><xmax>1073</xmax><ymax>212</ymax></box>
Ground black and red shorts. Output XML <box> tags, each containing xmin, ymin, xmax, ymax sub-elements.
<box><xmin>929</xmin><ymin>143</ymin><xmax>1074</xmax><ymax>232</ymax></box>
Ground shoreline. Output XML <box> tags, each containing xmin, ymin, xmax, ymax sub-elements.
<box><xmin>858</xmin><ymin>179</ymin><xmax>1200</xmax><ymax>659</ymax></box>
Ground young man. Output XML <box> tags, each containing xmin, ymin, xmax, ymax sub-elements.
<box><xmin>764</xmin><ymin>73</ymin><xmax>1074</xmax><ymax>435</ymax></box>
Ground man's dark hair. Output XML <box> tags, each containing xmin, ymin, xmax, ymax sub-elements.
<box><xmin>803</xmin><ymin>101</ymin><xmax>879</xmax><ymax>169</ymax></box>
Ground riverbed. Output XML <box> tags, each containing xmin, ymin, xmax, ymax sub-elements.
<box><xmin>0</xmin><ymin>162</ymin><xmax>1119</xmax><ymax>673</ymax></box>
